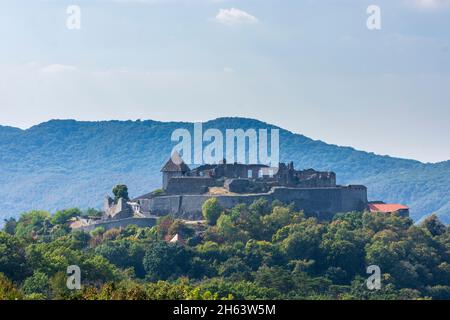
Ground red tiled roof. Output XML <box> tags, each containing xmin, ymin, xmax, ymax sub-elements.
<box><xmin>368</xmin><ymin>203</ymin><xmax>409</xmax><ymax>213</ymax></box>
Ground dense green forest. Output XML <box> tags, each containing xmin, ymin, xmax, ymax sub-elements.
<box><xmin>0</xmin><ymin>118</ymin><xmax>449</xmax><ymax>223</ymax></box>
<box><xmin>1</xmin><ymin>199</ymin><xmax>449</xmax><ymax>300</ymax></box>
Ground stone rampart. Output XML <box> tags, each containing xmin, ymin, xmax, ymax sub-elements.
<box><xmin>137</xmin><ymin>185</ymin><xmax>368</xmax><ymax>221</ymax></box>
<box><xmin>77</xmin><ymin>217</ymin><xmax>157</xmax><ymax>232</ymax></box>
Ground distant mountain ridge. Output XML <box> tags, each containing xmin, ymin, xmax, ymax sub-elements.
<box><xmin>0</xmin><ymin>117</ymin><xmax>448</xmax><ymax>223</ymax></box>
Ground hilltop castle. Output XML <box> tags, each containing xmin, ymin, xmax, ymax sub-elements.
<box><xmin>71</xmin><ymin>153</ymin><xmax>408</xmax><ymax>232</ymax></box>
<box><xmin>105</xmin><ymin>153</ymin><xmax>366</xmax><ymax>221</ymax></box>
<box><xmin>132</xmin><ymin>153</ymin><xmax>367</xmax><ymax>220</ymax></box>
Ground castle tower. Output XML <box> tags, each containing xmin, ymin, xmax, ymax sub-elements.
<box><xmin>161</xmin><ymin>152</ymin><xmax>190</xmax><ymax>190</ymax></box>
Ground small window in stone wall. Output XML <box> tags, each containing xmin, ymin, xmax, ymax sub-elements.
<box><xmin>248</xmin><ymin>170</ymin><xmax>253</xmax><ymax>178</ymax></box>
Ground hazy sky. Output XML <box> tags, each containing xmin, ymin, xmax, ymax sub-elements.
<box><xmin>0</xmin><ymin>0</ymin><xmax>449</xmax><ymax>163</ymax></box>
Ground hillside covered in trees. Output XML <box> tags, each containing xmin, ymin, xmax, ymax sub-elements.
<box><xmin>0</xmin><ymin>118</ymin><xmax>448</xmax><ymax>224</ymax></box>
<box><xmin>1</xmin><ymin>199</ymin><xmax>449</xmax><ymax>300</ymax></box>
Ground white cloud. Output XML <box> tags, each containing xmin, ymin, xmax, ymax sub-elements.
<box><xmin>215</xmin><ymin>8</ymin><xmax>258</xmax><ymax>26</ymax></box>
<box><xmin>406</xmin><ymin>0</ymin><xmax>450</xmax><ymax>9</ymax></box>
<box><xmin>41</xmin><ymin>64</ymin><xmax>77</xmax><ymax>74</ymax></box>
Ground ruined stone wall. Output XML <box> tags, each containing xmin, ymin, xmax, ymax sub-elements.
<box><xmin>77</xmin><ymin>217</ymin><xmax>157</xmax><ymax>232</ymax></box>
<box><xmin>339</xmin><ymin>185</ymin><xmax>368</xmax><ymax>213</ymax></box>
<box><xmin>163</xmin><ymin>171</ymin><xmax>184</xmax><ymax>190</ymax></box>
<box><xmin>138</xmin><ymin>186</ymin><xmax>368</xmax><ymax>221</ymax></box>
<box><xmin>103</xmin><ymin>197</ymin><xmax>133</xmax><ymax>220</ymax></box>
<box><xmin>165</xmin><ymin>177</ymin><xmax>221</xmax><ymax>195</ymax></box>
<box><xmin>224</xmin><ymin>178</ymin><xmax>269</xmax><ymax>194</ymax></box>
<box><xmin>192</xmin><ymin>163</ymin><xmax>268</xmax><ymax>179</ymax></box>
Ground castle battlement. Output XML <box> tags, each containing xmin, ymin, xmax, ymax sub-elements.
<box><xmin>160</xmin><ymin>153</ymin><xmax>337</xmax><ymax>195</ymax></box>
<box><xmin>72</xmin><ymin>154</ymin><xmax>410</xmax><ymax>232</ymax></box>
<box><xmin>127</xmin><ymin>153</ymin><xmax>368</xmax><ymax>221</ymax></box>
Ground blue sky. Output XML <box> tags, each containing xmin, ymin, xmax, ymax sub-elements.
<box><xmin>0</xmin><ymin>0</ymin><xmax>449</xmax><ymax>163</ymax></box>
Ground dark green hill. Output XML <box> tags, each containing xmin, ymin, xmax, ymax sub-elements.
<box><xmin>0</xmin><ymin>118</ymin><xmax>448</xmax><ymax>222</ymax></box>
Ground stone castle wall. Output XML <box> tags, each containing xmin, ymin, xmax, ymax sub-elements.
<box><xmin>104</xmin><ymin>197</ymin><xmax>134</xmax><ymax>219</ymax></box>
<box><xmin>137</xmin><ymin>185</ymin><xmax>368</xmax><ymax>221</ymax></box>
<box><xmin>77</xmin><ymin>217</ymin><xmax>157</xmax><ymax>232</ymax></box>
<box><xmin>339</xmin><ymin>185</ymin><xmax>368</xmax><ymax>213</ymax></box>
<box><xmin>225</xmin><ymin>178</ymin><xmax>271</xmax><ymax>194</ymax></box>
<box><xmin>165</xmin><ymin>177</ymin><xmax>221</xmax><ymax>195</ymax></box>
